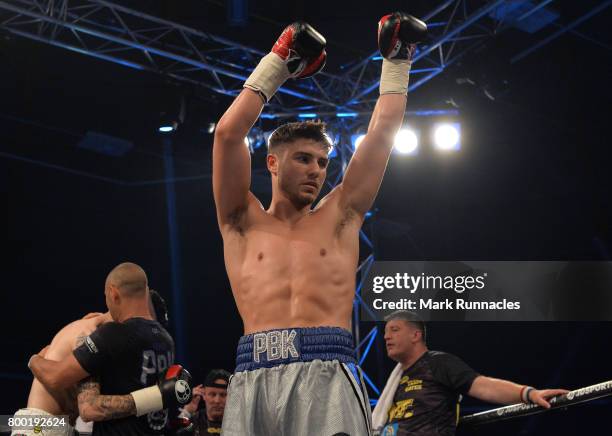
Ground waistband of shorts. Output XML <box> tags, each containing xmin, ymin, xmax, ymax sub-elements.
<box><xmin>15</xmin><ymin>408</ymin><xmax>55</xmax><ymax>416</ymax></box>
<box><xmin>235</xmin><ymin>326</ymin><xmax>356</xmax><ymax>372</ymax></box>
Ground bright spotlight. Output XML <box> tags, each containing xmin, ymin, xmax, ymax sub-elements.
<box><xmin>394</xmin><ymin>129</ymin><xmax>418</xmax><ymax>154</ymax></box>
<box><xmin>353</xmin><ymin>134</ymin><xmax>366</xmax><ymax>150</ymax></box>
<box><xmin>158</xmin><ymin>125</ymin><xmax>175</xmax><ymax>133</ymax></box>
<box><xmin>433</xmin><ymin>123</ymin><xmax>460</xmax><ymax>151</ymax></box>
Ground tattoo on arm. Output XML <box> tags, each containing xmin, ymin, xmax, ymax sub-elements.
<box><xmin>75</xmin><ymin>332</ymin><xmax>87</xmax><ymax>349</ymax></box>
<box><xmin>78</xmin><ymin>377</ymin><xmax>136</xmax><ymax>421</ymax></box>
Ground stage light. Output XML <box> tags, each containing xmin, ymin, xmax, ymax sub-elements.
<box><xmin>394</xmin><ymin>128</ymin><xmax>418</xmax><ymax>154</ymax></box>
<box><xmin>158</xmin><ymin>124</ymin><xmax>176</xmax><ymax>133</ymax></box>
<box><xmin>353</xmin><ymin>134</ymin><xmax>366</xmax><ymax>150</ymax></box>
<box><xmin>433</xmin><ymin>123</ymin><xmax>460</xmax><ymax>151</ymax></box>
<box><xmin>158</xmin><ymin>114</ymin><xmax>178</xmax><ymax>133</ymax></box>
<box><xmin>158</xmin><ymin>95</ymin><xmax>185</xmax><ymax>134</ymax></box>
<box><xmin>298</xmin><ymin>113</ymin><xmax>317</xmax><ymax>119</ymax></box>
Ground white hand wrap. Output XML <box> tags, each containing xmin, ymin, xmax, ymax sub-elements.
<box><xmin>131</xmin><ymin>385</ymin><xmax>163</xmax><ymax>417</ymax></box>
<box><xmin>244</xmin><ymin>53</ymin><xmax>291</xmax><ymax>103</ymax></box>
<box><xmin>379</xmin><ymin>58</ymin><xmax>412</xmax><ymax>95</ymax></box>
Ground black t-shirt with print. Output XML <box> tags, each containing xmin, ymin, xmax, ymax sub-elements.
<box><xmin>73</xmin><ymin>318</ymin><xmax>175</xmax><ymax>436</ymax></box>
<box><xmin>382</xmin><ymin>351</ymin><xmax>478</xmax><ymax>436</ymax></box>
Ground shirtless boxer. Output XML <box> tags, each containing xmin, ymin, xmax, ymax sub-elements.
<box><xmin>11</xmin><ymin>313</ymin><xmax>110</xmax><ymax>435</ymax></box>
<box><xmin>213</xmin><ymin>13</ymin><xmax>427</xmax><ymax>435</ymax></box>
<box><xmin>26</xmin><ymin>263</ymin><xmax>192</xmax><ymax>435</ymax></box>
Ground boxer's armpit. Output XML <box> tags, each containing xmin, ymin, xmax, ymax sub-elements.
<box><xmin>227</xmin><ymin>204</ymin><xmax>248</xmax><ymax>235</ymax></box>
<box><xmin>77</xmin><ymin>378</ymin><xmax>136</xmax><ymax>422</ymax></box>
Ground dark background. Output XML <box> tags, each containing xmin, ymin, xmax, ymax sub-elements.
<box><xmin>1</xmin><ymin>1</ymin><xmax>611</xmax><ymax>434</ymax></box>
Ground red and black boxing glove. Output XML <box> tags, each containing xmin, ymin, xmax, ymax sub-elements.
<box><xmin>272</xmin><ymin>22</ymin><xmax>326</xmax><ymax>79</ymax></box>
<box><xmin>377</xmin><ymin>12</ymin><xmax>427</xmax><ymax>95</ymax></box>
<box><xmin>244</xmin><ymin>21</ymin><xmax>326</xmax><ymax>101</ymax></box>
<box><xmin>378</xmin><ymin>12</ymin><xmax>427</xmax><ymax>62</ymax></box>
<box><xmin>158</xmin><ymin>365</ymin><xmax>193</xmax><ymax>409</ymax></box>
<box><xmin>131</xmin><ymin>364</ymin><xmax>193</xmax><ymax>417</ymax></box>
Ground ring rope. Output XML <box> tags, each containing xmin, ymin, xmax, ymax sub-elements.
<box><xmin>460</xmin><ymin>380</ymin><xmax>612</xmax><ymax>426</ymax></box>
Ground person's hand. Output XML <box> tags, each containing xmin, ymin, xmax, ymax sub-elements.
<box><xmin>193</xmin><ymin>385</ymin><xmax>206</xmax><ymax>397</ymax></box>
<box><xmin>94</xmin><ymin>312</ymin><xmax>113</xmax><ymax>326</ymax></box>
<box><xmin>182</xmin><ymin>384</ymin><xmax>205</xmax><ymax>414</ymax></box>
<box><xmin>529</xmin><ymin>388</ymin><xmax>569</xmax><ymax>408</ymax></box>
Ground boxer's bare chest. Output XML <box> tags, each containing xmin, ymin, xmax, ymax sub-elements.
<box><xmin>223</xmin><ymin>196</ymin><xmax>361</xmax><ymax>275</ymax></box>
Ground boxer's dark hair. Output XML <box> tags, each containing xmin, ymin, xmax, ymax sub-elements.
<box><xmin>385</xmin><ymin>310</ymin><xmax>427</xmax><ymax>343</ymax></box>
<box><xmin>267</xmin><ymin>120</ymin><xmax>332</xmax><ymax>154</ymax></box>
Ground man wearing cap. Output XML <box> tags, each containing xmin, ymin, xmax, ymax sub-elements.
<box><xmin>372</xmin><ymin>311</ymin><xmax>568</xmax><ymax>436</ymax></box>
<box><xmin>179</xmin><ymin>369</ymin><xmax>230</xmax><ymax>435</ymax></box>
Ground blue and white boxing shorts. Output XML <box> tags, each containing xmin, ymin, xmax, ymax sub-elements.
<box><xmin>222</xmin><ymin>327</ymin><xmax>372</xmax><ymax>435</ymax></box>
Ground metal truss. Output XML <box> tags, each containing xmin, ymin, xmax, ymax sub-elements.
<box><xmin>338</xmin><ymin>0</ymin><xmax>508</xmax><ymax>112</ymax></box>
<box><xmin>0</xmin><ymin>0</ymin><xmax>537</xmax><ymax>119</ymax></box>
<box><xmin>1</xmin><ymin>0</ymin><xmax>609</xmax><ymax>116</ymax></box>
<box><xmin>0</xmin><ymin>0</ymin><xmax>339</xmax><ymax>110</ymax></box>
<box><xmin>511</xmin><ymin>0</ymin><xmax>612</xmax><ymax>63</ymax></box>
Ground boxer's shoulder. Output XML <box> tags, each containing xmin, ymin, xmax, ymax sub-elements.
<box><xmin>68</xmin><ymin>319</ymin><xmax>125</xmax><ymax>349</ymax></box>
<box><xmin>42</xmin><ymin>318</ymin><xmax>98</xmax><ymax>360</ymax></box>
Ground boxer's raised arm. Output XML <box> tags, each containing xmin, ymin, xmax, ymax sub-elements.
<box><xmin>213</xmin><ymin>22</ymin><xmax>326</xmax><ymax>229</ymax></box>
<box><xmin>341</xmin><ymin>94</ymin><xmax>406</xmax><ymax>215</ymax></box>
<box><xmin>213</xmin><ymin>90</ymin><xmax>261</xmax><ymax>228</ymax></box>
<box><xmin>341</xmin><ymin>13</ymin><xmax>427</xmax><ymax>215</ymax></box>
